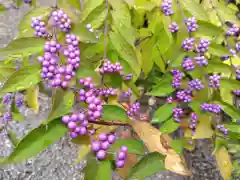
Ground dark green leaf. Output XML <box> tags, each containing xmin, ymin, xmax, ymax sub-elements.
<box><xmin>128</xmin><ymin>152</ymin><xmax>165</xmax><ymax>180</ymax></box>
<box><xmin>109</xmin><ymin>139</ymin><xmax>145</xmax><ymax>155</ymax></box>
<box><xmin>196</xmin><ymin>21</ymin><xmax>224</xmax><ymax>37</ymax></box>
<box><xmin>1</xmin><ymin>64</ymin><xmax>41</xmax><ymax>93</ymax></box>
<box><xmin>179</xmin><ymin>0</ymin><xmax>209</xmax><ymax>21</ymax></box>
<box><xmin>208</xmin><ymin>43</ymin><xmax>230</xmax><ymax>57</ymax></box>
<box><xmin>72</xmin><ymin>23</ymin><xmax>99</xmax><ymax>43</ymax></box>
<box><xmin>19</xmin><ymin>7</ymin><xmax>51</xmax><ymax>37</ymax></box>
<box><xmin>215</xmin><ymin>100</ymin><xmax>240</xmax><ymax>121</ymax></box>
<box><xmin>0</xmin><ymin>37</ymin><xmax>45</xmax><ymax>56</ymax></box>
<box><xmin>152</xmin><ymin>102</ymin><xmax>177</xmax><ymax>124</ymax></box>
<box><xmin>66</xmin><ymin>0</ymin><xmax>81</xmax><ymax>10</ymax></box>
<box><xmin>2</xmin><ymin>118</ymin><xmax>67</xmax><ymax>164</ymax></box>
<box><xmin>104</xmin><ymin>73</ymin><xmax>123</xmax><ymax>88</ymax></box>
<box><xmin>80</xmin><ymin>0</ymin><xmax>104</xmax><ymax>22</ymax></box>
<box><xmin>45</xmin><ymin>89</ymin><xmax>74</xmax><ymax>124</ymax></box>
<box><xmin>159</xmin><ymin>118</ymin><xmax>180</xmax><ymax>133</ymax></box>
<box><xmin>102</xmin><ymin>105</ymin><xmax>130</xmax><ymax>122</ymax></box>
<box><xmin>171</xmin><ymin>139</ymin><xmax>184</xmax><ymax>154</ymax></box>
<box><xmin>84</xmin><ymin>155</ymin><xmax>112</xmax><ymax>180</ymax></box>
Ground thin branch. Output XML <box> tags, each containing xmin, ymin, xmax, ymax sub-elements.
<box><xmin>88</xmin><ymin>120</ymin><xmax>130</xmax><ymax>127</ymax></box>
<box><xmin>103</xmin><ymin>0</ymin><xmax>109</xmax><ymax>60</ymax></box>
<box><xmin>80</xmin><ymin>0</ymin><xmax>84</xmax><ymax>10</ymax></box>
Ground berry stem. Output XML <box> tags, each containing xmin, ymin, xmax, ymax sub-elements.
<box><xmin>88</xmin><ymin>120</ymin><xmax>130</xmax><ymax>127</ymax></box>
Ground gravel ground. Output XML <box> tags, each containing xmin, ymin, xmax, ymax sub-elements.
<box><xmin>0</xmin><ymin>1</ymin><xmax>229</xmax><ymax>180</ymax></box>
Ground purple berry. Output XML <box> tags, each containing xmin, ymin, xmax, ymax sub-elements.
<box><xmin>107</xmin><ymin>134</ymin><xmax>116</xmax><ymax>144</ymax></box>
<box><xmin>98</xmin><ymin>133</ymin><xmax>108</xmax><ymax>141</ymax></box>
<box><xmin>169</xmin><ymin>22</ymin><xmax>179</xmax><ymax>33</ymax></box>
<box><xmin>116</xmin><ymin>160</ymin><xmax>125</xmax><ymax>168</ymax></box>
<box><xmin>96</xmin><ymin>150</ymin><xmax>106</xmax><ymax>160</ymax></box>
<box><xmin>161</xmin><ymin>0</ymin><xmax>173</xmax><ymax>16</ymax></box>
<box><xmin>185</xmin><ymin>17</ymin><xmax>198</xmax><ymax>32</ymax></box>
<box><xmin>91</xmin><ymin>141</ymin><xmax>101</xmax><ymax>152</ymax></box>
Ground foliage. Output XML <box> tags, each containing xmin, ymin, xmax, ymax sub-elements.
<box><xmin>1</xmin><ymin>0</ymin><xmax>240</xmax><ymax>179</ymax></box>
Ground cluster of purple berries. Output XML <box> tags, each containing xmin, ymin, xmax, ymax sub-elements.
<box><xmin>2</xmin><ymin>112</ymin><xmax>12</xmax><ymax>122</ymax></box>
<box><xmin>79</xmin><ymin>77</ymin><xmax>95</xmax><ymax>89</ymax></box>
<box><xmin>171</xmin><ymin>69</ymin><xmax>183</xmax><ymax>89</ymax></box>
<box><xmin>168</xmin><ymin>22</ymin><xmax>179</xmax><ymax>33</ymax></box>
<box><xmin>233</xmin><ymin>90</ymin><xmax>240</xmax><ymax>96</ymax></box>
<box><xmin>226</xmin><ymin>24</ymin><xmax>240</xmax><ymax>37</ymax></box>
<box><xmin>2</xmin><ymin>93</ymin><xmax>12</xmax><ymax>105</ymax></box>
<box><xmin>200</xmin><ymin>103</ymin><xmax>221</xmax><ymax>113</ymax></box>
<box><xmin>208</xmin><ymin>74</ymin><xmax>221</xmax><ymax>89</ymax></box>
<box><xmin>182</xmin><ymin>58</ymin><xmax>195</xmax><ymax>71</ymax></box>
<box><xmin>16</xmin><ymin>97</ymin><xmax>24</xmax><ymax>108</ymax></box>
<box><xmin>167</xmin><ymin>96</ymin><xmax>173</xmax><ymax>103</ymax></box>
<box><xmin>185</xmin><ymin>17</ymin><xmax>198</xmax><ymax>33</ymax></box>
<box><xmin>52</xmin><ymin>9</ymin><xmax>71</xmax><ymax>32</ymax></box>
<box><xmin>99</xmin><ymin>60</ymin><xmax>123</xmax><ymax>74</ymax></box>
<box><xmin>64</xmin><ymin>34</ymin><xmax>80</xmax><ymax>69</ymax></box>
<box><xmin>173</xmin><ymin>108</ymin><xmax>183</xmax><ymax>123</ymax></box>
<box><xmin>61</xmin><ymin>112</ymin><xmax>89</xmax><ymax>138</ymax></box>
<box><xmin>188</xmin><ymin>79</ymin><xmax>204</xmax><ymax>91</ymax></box>
<box><xmin>91</xmin><ymin>133</ymin><xmax>116</xmax><ymax>160</ymax></box>
<box><xmin>194</xmin><ymin>56</ymin><xmax>208</xmax><ymax>66</ymax></box>
<box><xmin>127</xmin><ymin>101</ymin><xmax>140</xmax><ymax>117</ymax></box>
<box><xmin>99</xmin><ymin>88</ymin><xmax>117</xmax><ymax>97</ymax></box>
<box><xmin>182</xmin><ymin>38</ymin><xmax>195</xmax><ymax>51</ymax></box>
<box><xmin>196</xmin><ymin>39</ymin><xmax>210</xmax><ymax>53</ymax></box>
<box><xmin>189</xmin><ymin>112</ymin><xmax>198</xmax><ymax>133</ymax></box>
<box><xmin>115</xmin><ymin>146</ymin><xmax>128</xmax><ymax>168</ymax></box>
<box><xmin>176</xmin><ymin>90</ymin><xmax>192</xmax><ymax>103</ymax></box>
<box><xmin>161</xmin><ymin>0</ymin><xmax>173</xmax><ymax>16</ymax></box>
<box><xmin>216</xmin><ymin>124</ymin><xmax>228</xmax><ymax>135</ymax></box>
<box><xmin>31</xmin><ymin>16</ymin><xmax>48</xmax><ymax>38</ymax></box>
<box><xmin>122</xmin><ymin>88</ymin><xmax>132</xmax><ymax>97</ymax></box>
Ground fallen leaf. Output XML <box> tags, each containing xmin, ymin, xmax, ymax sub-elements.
<box><xmin>215</xmin><ymin>146</ymin><xmax>232</xmax><ymax>180</ymax></box>
<box><xmin>130</xmin><ymin>120</ymin><xmax>192</xmax><ymax>176</ymax></box>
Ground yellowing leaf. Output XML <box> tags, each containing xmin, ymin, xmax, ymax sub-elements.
<box><xmin>215</xmin><ymin>147</ymin><xmax>232</xmax><ymax>180</ymax></box>
<box><xmin>25</xmin><ymin>85</ymin><xmax>39</xmax><ymax>113</ymax></box>
<box><xmin>130</xmin><ymin>121</ymin><xmax>191</xmax><ymax>176</ymax></box>
<box><xmin>193</xmin><ymin>114</ymin><xmax>213</xmax><ymax>139</ymax></box>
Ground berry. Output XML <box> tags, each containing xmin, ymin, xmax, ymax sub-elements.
<box><xmin>127</xmin><ymin>101</ymin><xmax>140</xmax><ymax>117</ymax></box>
<box><xmin>167</xmin><ymin>96</ymin><xmax>173</xmax><ymax>103</ymax></box>
<box><xmin>107</xmin><ymin>134</ymin><xmax>116</xmax><ymax>144</ymax></box>
<box><xmin>233</xmin><ymin>90</ymin><xmax>240</xmax><ymax>96</ymax></box>
<box><xmin>91</xmin><ymin>141</ymin><xmax>101</xmax><ymax>152</ymax></box>
<box><xmin>117</xmin><ymin>151</ymin><xmax>127</xmax><ymax>160</ymax></box>
<box><xmin>98</xmin><ymin>133</ymin><xmax>108</xmax><ymax>141</ymax></box>
<box><xmin>122</xmin><ymin>88</ymin><xmax>132</xmax><ymax>98</ymax></box>
<box><xmin>185</xmin><ymin>17</ymin><xmax>198</xmax><ymax>32</ymax></box>
<box><xmin>182</xmin><ymin>58</ymin><xmax>195</xmax><ymax>71</ymax></box>
<box><xmin>194</xmin><ymin>55</ymin><xmax>208</xmax><ymax>66</ymax></box>
<box><xmin>220</xmin><ymin>55</ymin><xmax>230</xmax><ymax>61</ymax></box>
<box><xmin>173</xmin><ymin>108</ymin><xmax>183</xmax><ymax>122</ymax></box>
<box><xmin>120</xmin><ymin>146</ymin><xmax>128</xmax><ymax>152</ymax></box>
<box><xmin>188</xmin><ymin>79</ymin><xmax>204</xmax><ymax>91</ymax></box>
<box><xmin>3</xmin><ymin>112</ymin><xmax>12</xmax><ymax>121</ymax></box>
<box><xmin>2</xmin><ymin>93</ymin><xmax>12</xmax><ymax>104</ymax></box>
<box><xmin>96</xmin><ymin>150</ymin><xmax>106</xmax><ymax>160</ymax></box>
<box><xmin>236</xmin><ymin>69</ymin><xmax>240</xmax><ymax>80</ymax></box>
<box><xmin>99</xmin><ymin>60</ymin><xmax>123</xmax><ymax>74</ymax></box>
<box><xmin>216</xmin><ymin>124</ymin><xmax>228</xmax><ymax>135</ymax></box>
<box><xmin>116</xmin><ymin>160</ymin><xmax>125</xmax><ymax>168</ymax></box>
<box><xmin>208</xmin><ymin>74</ymin><xmax>221</xmax><ymax>89</ymax></box>
<box><xmin>200</xmin><ymin>103</ymin><xmax>221</xmax><ymax>113</ymax></box>
<box><xmin>169</xmin><ymin>22</ymin><xmax>179</xmax><ymax>33</ymax></box>
<box><xmin>52</xmin><ymin>9</ymin><xmax>71</xmax><ymax>32</ymax></box>
<box><xmin>176</xmin><ymin>90</ymin><xmax>192</xmax><ymax>103</ymax></box>
<box><xmin>24</xmin><ymin>0</ymin><xmax>32</xmax><ymax>3</ymax></box>
<box><xmin>226</xmin><ymin>24</ymin><xmax>240</xmax><ymax>37</ymax></box>
<box><xmin>16</xmin><ymin>97</ymin><xmax>24</xmax><ymax>108</ymax></box>
<box><xmin>182</xmin><ymin>38</ymin><xmax>195</xmax><ymax>51</ymax></box>
<box><xmin>230</xmin><ymin>49</ymin><xmax>237</xmax><ymax>56</ymax></box>
<box><xmin>123</xmin><ymin>74</ymin><xmax>132</xmax><ymax>81</ymax></box>
<box><xmin>101</xmin><ymin>141</ymin><xmax>110</xmax><ymax>150</ymax></box>
<box><xmin>161</xmin><ymin>0</ymin><xmax>173</xmax><ymax>16</ymax></box>
<box><xmin>171</xmin><ymin>69</ymin><xmax>183</xmax><ymax>89</ymax></box>
<box><xmin>31</xmin><ymin>16</ymin><xmax>48</xmax><ymax>37</ymax></box>
<box><xmin>196</xmin><ymin>39</ymin><xmax>210</xmax><ymax>53</ymax></box>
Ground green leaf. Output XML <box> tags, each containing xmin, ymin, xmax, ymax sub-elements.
<box><xmin>80</xmin><ymin>0</ymin><xmax>104</xmax><ymax>22</ymax></box>
<box><xmin>205</xmin><ymin>62</ymin><xmax>234</xmax><ymax>78</ymax></box>
<box><xmin>128</xmin><ymin>152</ymin><xmax>165</xmax><ymax>180</ymax></box>
<box><xmin>220</xmin><ymin>79</ymin><xmax>240</xmax><ymax>105</ymax></box>
<box><xmin>215</xmin><ymin>100</ymin><xmax>240</xmax><ymax>121</ymax></box>
<box><xmin>6</xmin><ymin>129</ymin><xmax>20</xmax><ymax>146</ymax></box>
<box><xmin>159</xmin><ymin>118</ymin><xmax>180</xmax><ymax>133</ymax></box>
<box><xmin>71</xmin><ymin>23</ymin><xmax>99</xmax><ymax>43</ymax></box>
<box><xmin>82</xmin><ymin>2</ymin><xmax>107</xmax><ymax>29</ymax></box>
<box><xmin>146</xmin><ymin>74</ymin><xmax>174</xmax><ymax>96</ymax></box>
<box><xmin>0</xmin><ymin>4</ymin><xmax>6</xmax><ymax>12</ymax></box>
<box><xmin>208</xmin><ymin>43</ymin><xmax>230</xmax><ymax>57</ymax></box>
<box><xmin>45</xmin><ymin>89</ymin><xmax>74</xmax><ymax>124</ymax></box>
<box><xmin>12</xmin><ymin>112</ymin><xmax>25</xmax><ymax>121</ymax></box>
<box><xmin>0</xmin><ymin>62</ymin><xmax>17</xmax><ymax>78</ymax></box>
<box><xmin>196</xmin><ymin>21</ymin><xmax>224</xmax><ymax>37</ymax></box>
<box><xmin>102</xmin><ymin>105</ymin><xmax>130</xmax><ymax>122</ymax></box>
<box><xmin>66</xmin><ymin>0</ymin><xmax>81</xmax><ymax>10</ymax></box>
<box><xmin>16</xmin><ymin>0</ymin><xmax>23</xmax><ymax>7</ymax></box>
<box><xmin>25</xmin><ymin>85</ymin><xmax>39</xmax><ymax>113</ymax></box>
<box><xmin>84</xmin><ymin>156</ymin><xmax>112</xmax><ymax>180</ymax></box>
<box><xmin>104</xmin><ymin>73</ymin><xmax>123</xmax><ymax>88</ymax></box>
<box><xmin>109</xmin><ymin>139</ymin><xmax>145</xmax><ymax>155</ymax></box>
<box><xmin>19</xmin><ymin>7</ymin><xmax>51</xmax><ymax>37</ymax></box>
<box><xmin>171</xmin><ymin>139</ymin><xmax>184</xmax><ymax>154</ymax></box>
<box><xmin>152</xmin><ymin>102</ymin><xmax>177</xmax><ymax>124</ymax></box>
<box><xmin>2</xmin><ymin>118</ymin><xmax>67</xmax><ymax>164</ymax></box>
<box><xmin>109</xmin><ymin>29</ymin><xmax>140</xmax><ymax>76</ymax></box>
<box><xmin>178</xmin><ymin>0</ymin><xmax>209</xmax><ymax>21</ymax></box>
<box><xmin>225</xmin><ymin>124</ymin><xmax>240</xmax><ymax>134</ymax></box>
<box><xmin>1</xmin><ymin>64</ymin><xmax>41</xmax><ymax>93</ymax></box>
<box><xmin>0</xmin><ymin>37</ymin><xmax>45</xmax><ymax>56</ymax></box>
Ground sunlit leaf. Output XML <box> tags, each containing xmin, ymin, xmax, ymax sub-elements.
<box><xmin>102</xmin><ymin>105</ymin><xmax>130</xmax><ymax>122</ymax></box>
<box><xmin>196</xmin><ymin>20</ymin><xmax>224</xmax><ymax>37</ymax></box>
<box><xmin>12</xmin><ymin>112</ymin><xmax>25</xmax><ymax>121</ymax></box>
<box><xmin>25</xmin><ymin>85</ymin><xmax>39</xmax><ymax>113</ymax></box>
<box><xmin>128</xmin><ymin>152</ymin><xmax>165</xmax><ymax>180</ymax></box>
<box><xmin>152</xmin><ymin>102</ymin><xmax>177</xmax><ymax>124</ymax></box>
<box><xmin>66</xmin><ymin>0</ymin><xmax>81</xmax><ymax>10</ymax></box>
<box><xmin>1</xmin><ymin>64</ymin><xmax>41</xmax><ymax>93</ymax></box>
<box><xmin>171</xmin><ymin>139</ymin><xmax>184</xmax><ymax>154</ymax></box>
<box><xmin>72</xmin><ymin>136</ymin><xmax>91</xmax><ymax>163</ymax></box>
<box><xmin>1</xmin><ymin>118</ymin><xmax>67</xmax><ymax>164</ymax></box>
<box><xmin>178</xmin><ymin>0</ymin><xmax>209</xmax><ymax>21</ymax></box>
<box><xmin>45</xmin><ymin>89</ymin><xmax>74</xmax><ymax>124</ymax></box>
<box><xmin>208</xmin><ymin>43</ymin><xmax>230</xmax><ymax>57</ymax></box>
<box><xmin>80</xmin><ymin>0</ymin><xmax>104</xmax><ymax>22</ymax></box>
<box><xmin>160</xmin><ymin>118</ymin><xmax>180</xmax><ymax>134</ymax></box>
<box><xmin>215</xmin><ymin>146</ymin><xmax>232</xmax><ymax>180</ymax></box>
<box><xmin>193</xmin><ymin>114</ymin><xmax>213</xmax><ymax>139</ymax></box>
<box><xmin>0</xmin><ymin>37</ymin><xmax>45</xmax><ymax>56</ymax></box>
<box><xmin>109</xmin><ymin>139</ymin><xmax>145</xmax><ymax>155</ymax></box>
<box><xmin>6</xmin><ymin>129</ymin><xmax>20</xmax><ymax>146</ymax></box>
<box><xmin>205</xmin><ymin>62</ymin><xmax>234</xmax><ymax>78</ymax></box>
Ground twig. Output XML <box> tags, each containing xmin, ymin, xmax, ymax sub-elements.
<box><xmin>103</xmin><ymin>0</ymin><xmax>109</xmax><ymax>60</ymax></box>
<box><xmin>88</xmin><ymin>120</ymin><xmax>130</xmax><ymax>127</ymax></box>
<box><xmin>80</xmin><ymin>0</ymin><xmax>84</xmax><ymax>10</ymax></box>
